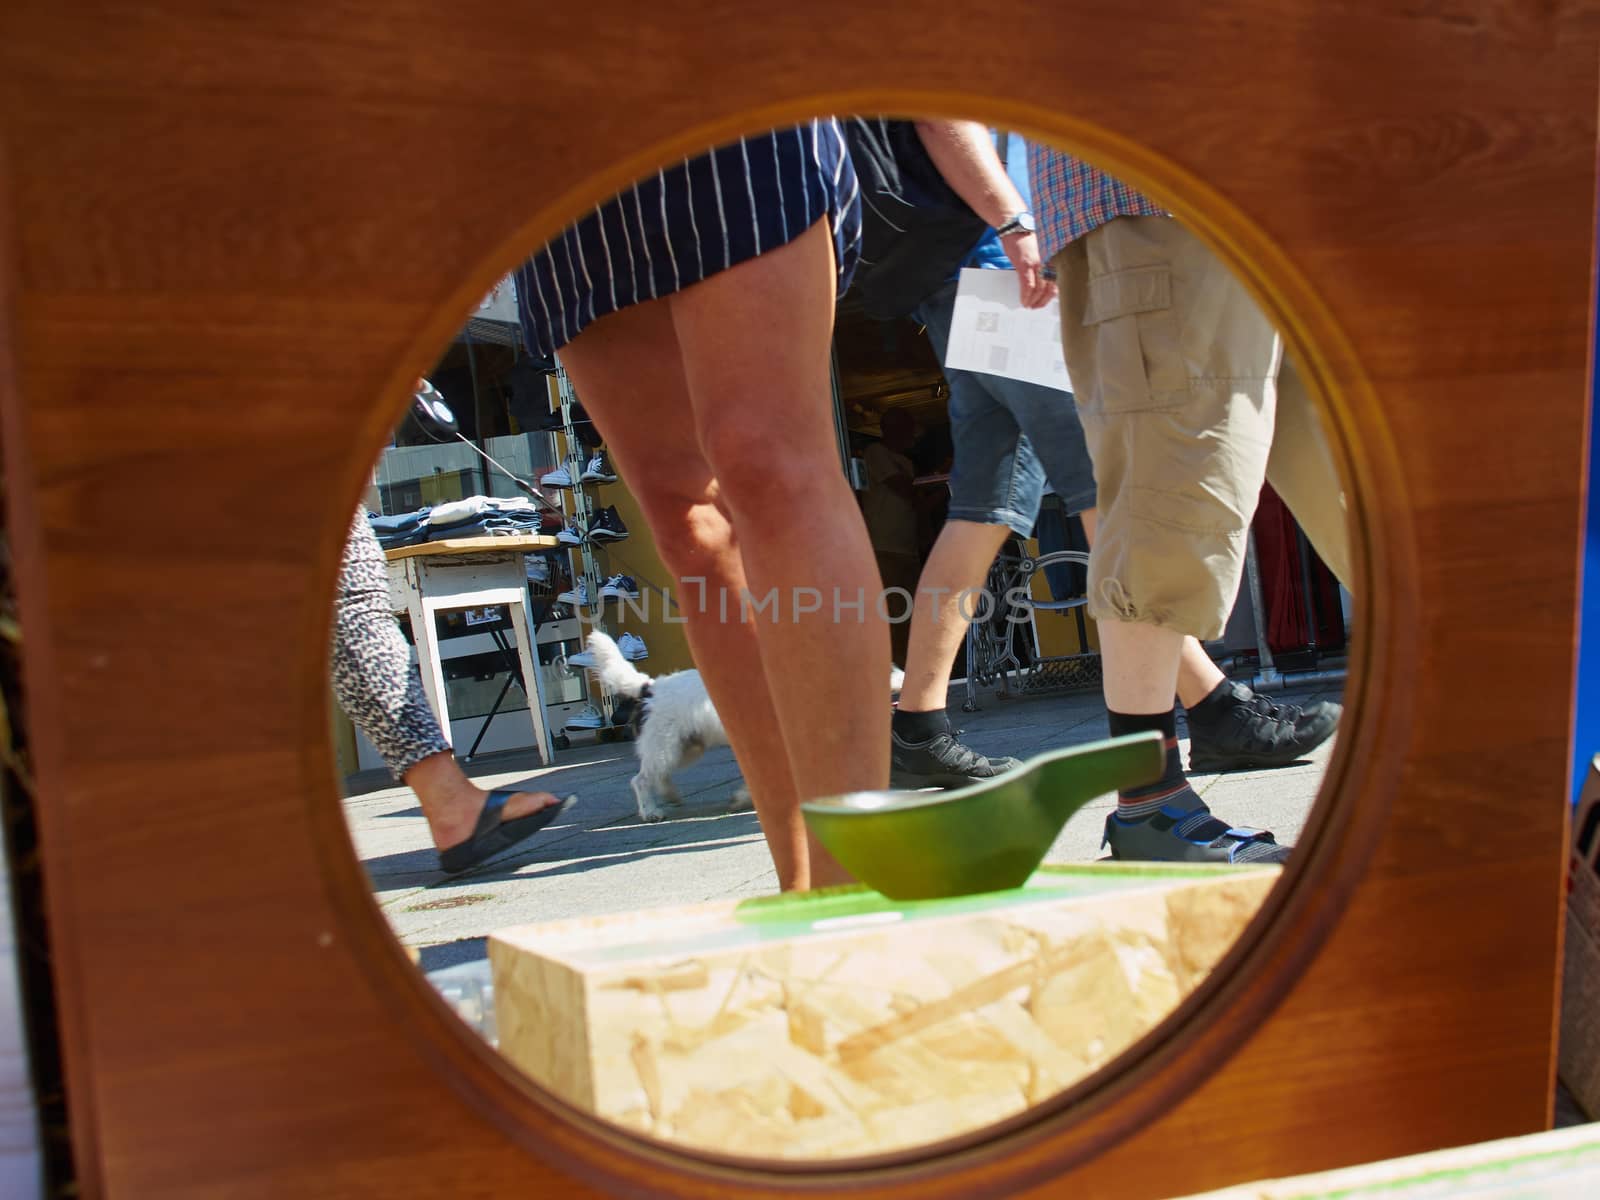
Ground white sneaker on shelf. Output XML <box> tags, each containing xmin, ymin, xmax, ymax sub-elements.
<box><xmin>556</xmin><ymin>522</ymin><xmax>585</xmax><ymax>546</ymax></box>
<box><xmin>599</xmin><ymin>574</ymin><xmax>640</xmax><ymax>601</ymax></box>
<box><xmin>540</xmin><ymin>465</ymin><xmax>574</xmax><ymax>488</ymax></box>
<box><xmin>618</xmin><ymin>632</ymin><xmax>649</xmax><ymax>661</ymax></box>
<box><xmin>565</xmin><ymin>704</ymin><xmax>605</xmax><ymax>731</ymax></box>
<box><xmin>580</xmin><ymin>451</ymin><xmax>619</xmax><ymax>484</ymax></box>
<box><xmin>566</xmin><ymin>648</ymin><xmax>599</xmax><ymax>670</ymax></box>
<box><xmin>556</xmin><ymin>580</ymin><xmax>592</xmax><ymax>607</ymax></box>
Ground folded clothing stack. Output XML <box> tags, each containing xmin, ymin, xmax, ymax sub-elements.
<box><xmin>368</xmin><ymin>507</ymin><xmax>433</xmax><ymax>550</ymax></box>
<box><xmin>424</xmin><ymin>495</ymin><xmax>548</xmax><ymax>541</ymax></box>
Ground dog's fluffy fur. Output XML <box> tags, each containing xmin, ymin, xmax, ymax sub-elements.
<box><xmin>582</xmin><ymin>631</ymin><xmax>902</xmax><ymax>823</ymax></box>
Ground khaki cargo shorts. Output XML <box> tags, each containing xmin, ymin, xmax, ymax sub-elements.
<box><xmin>1052</xmin><ymin>215</ymin><xmax>1348</xmax><ymax>640</ymax></box>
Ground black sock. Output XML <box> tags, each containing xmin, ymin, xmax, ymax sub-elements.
<box><xmin>893</xmin><ymin>707</ymin><xmax>950</xmax><ymax>743</ymax></box>
<box><xmin>1107</xmin><ymin>707</ymin><xmax>1199</xmax><ymax>820</ymax></box>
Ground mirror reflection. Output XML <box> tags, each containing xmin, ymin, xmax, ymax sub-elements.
<box><xmin>333</xmin><ymin>115</ymin><xmax>1351</xmax><ymax>1159</ymax></box>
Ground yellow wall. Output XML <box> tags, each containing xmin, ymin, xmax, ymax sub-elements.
<box><xmin>580</xmin><ymin>473</ymin><xmax>697</xmax><ymax>676</ymax></box>
<box><xmin>1022</xmin><ymin>536</ymin><xmax>1100</xmax><ymax>658</ymax></box>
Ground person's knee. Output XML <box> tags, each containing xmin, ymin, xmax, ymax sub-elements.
<box><xmin>629</xmin><ymin>469</ymin><xmax>734</xmax><ymax>571</ymax></box>
<box><xmin>699</xmin><ymin>418</ymin><xmax>825</xmax><ymax>524</ymax></box>
<box><xmin>651</xmin><ymin>501</ymin><xmax>736</xmax><ymax>579</ymax></box>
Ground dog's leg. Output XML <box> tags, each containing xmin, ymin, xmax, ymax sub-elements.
<box><xmin>659</xmin><ymin>776</ymin><xmax>685</xmax><ymax>808</ymax></box>
<box><xmin>727</xmin><ymin>785</ymin><xmax>754</xmax><ymax>814</ymax></box>
<box><xmin>632</xmin><ymin>772</ymin><xmax>668</xmax><ymax>823</ymax></box>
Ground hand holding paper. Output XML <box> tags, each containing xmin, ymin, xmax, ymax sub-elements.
<box><xmin>942</xmin><ymin>268</ymin><xmax>1074</xmax><ymax>394</ymax></box>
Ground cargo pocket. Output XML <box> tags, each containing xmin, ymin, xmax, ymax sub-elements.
<box><xmin>1080</xmin><ymin>265</ymin><xmax>1186</xmax><ymax>413</ymax></box>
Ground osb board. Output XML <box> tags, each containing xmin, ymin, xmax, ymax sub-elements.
<box><xmin>1178</xmin><ymin>1123</ymin><xmax>1600</xmax><ymax>1200</ymax></box>
<box><xmin>490</xmin><ymin>867</ymin><xmax>1277</xmax><ymax>1159</ymax></box>
<box><xmin>0</xmin><ymin>2</ymin><xmax>1593</xmax><ymax>1199</ymax></box>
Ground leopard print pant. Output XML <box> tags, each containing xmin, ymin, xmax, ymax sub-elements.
<box><xmin>331</xmin><ymin>511</ymin><xmax>451</xmax><ymax>779</ymax></box>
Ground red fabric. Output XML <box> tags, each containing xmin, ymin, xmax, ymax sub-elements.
<box><xmin>1251</xmin><ymin>484</ymin><xmax>1346</xmax><ymax>656</ymax></box>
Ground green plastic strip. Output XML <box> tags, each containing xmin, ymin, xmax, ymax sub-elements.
<box><xmin>1284</xmin><ymin>1141</ymin><xmax>1600</xmax><ymax>1200</ymax></box>
<box><xmin>566</xmin><ymin>862</ymin><xmax>1255</xmax><ymax>966</ymax></box>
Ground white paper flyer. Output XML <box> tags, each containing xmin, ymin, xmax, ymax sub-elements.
<box><xmin>942</xmin><ymin>268</ymin><xmax>1074</xmax><ymax>394</ymax></box>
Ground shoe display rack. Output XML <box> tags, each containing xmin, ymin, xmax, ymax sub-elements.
<box><xmin>540</xmin><ymin>363</ymin><xmax>636</xmax><ymax>749</ymax></box>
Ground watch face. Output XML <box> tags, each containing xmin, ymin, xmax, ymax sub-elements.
<box><xmin>1017</xmin><ymin>211</ymin><xmax>1036</xmax><ymax>233</ymax></box>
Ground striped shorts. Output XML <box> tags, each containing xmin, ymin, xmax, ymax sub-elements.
<box><xmin>513</xmin><ymin>119</ymin><xmax>862</xmax><ymax>358</ymax></box>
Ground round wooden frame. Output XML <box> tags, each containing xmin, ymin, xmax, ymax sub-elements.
<box><xmin>1</xmin><ymin>3</ymin><xmax>1592</xmax><ymax>1197</ymax></box>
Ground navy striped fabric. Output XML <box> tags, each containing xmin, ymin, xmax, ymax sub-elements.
<box><xmin>514</xmin><ymin>119</ymin><xmax>862</xmax><ymax>358</ymax></box>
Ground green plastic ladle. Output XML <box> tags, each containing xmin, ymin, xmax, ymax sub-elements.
<box><xmin>801</xmin><ymin>732</ymin><xmax>1166</xmax><ymax>900</ymax></box>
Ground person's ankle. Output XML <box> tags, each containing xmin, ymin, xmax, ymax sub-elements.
<box><xmin>1185</xmin><ymin>678</ymin><xmax>1245</xmax><ymax>723</ymax></box>
<box><xmin>425</xmin><ymin>783</ymin><xmax>492</xmax><ymax>849</ymax></box>
<box><xmin>892</xmin><ymin>707</ymin><xmax>950</xmax><ymax>743</ymax></box>
<box><xmin>1107</xmin><ymin>706</ymin><xmax>1193</xmax><ymax>820</ymax></box>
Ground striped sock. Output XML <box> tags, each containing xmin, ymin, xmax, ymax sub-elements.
<box><xmin>1107</xmin><ymin>707</ymin><xmax>1200</xmax><ymax>821</ymax></box>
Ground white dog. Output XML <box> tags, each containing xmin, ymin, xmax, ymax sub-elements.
<box><xmin>580</xmin><ymin>631</ymin><xmax>902</xmax><ymax>823</ymax></box>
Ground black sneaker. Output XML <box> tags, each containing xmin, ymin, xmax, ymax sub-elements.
<box><xmin>890</xmin><ymin>730</ymin><xmax>1022</xmax><ymax>789</ymax></box>
<box><xmin>587</xmin><ymin>505</ymin><xmax>630</xmax><ymax>543</ymax></box>
<box><xmin>1186</xmin><ymin>681</ymin><xmax>1339</xmax><ymax>773</ymax></box>
<box><xmin>1102</xmin><ymin>801</ymin><xmax>1291</xmax><ymax>864</ymax></box>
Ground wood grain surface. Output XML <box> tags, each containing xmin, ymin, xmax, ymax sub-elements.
<box><xmin>383</xmin><ymin>535</ymin><xmax>560</xmax><ymax>562</ymax></box>
<box><xmin>0</xmin><ymin>2</ymin><xmax>1594</xmax><ymax>1198</ymax></box>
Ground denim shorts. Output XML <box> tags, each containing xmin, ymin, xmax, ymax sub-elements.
<box><xmin>915</xmin><ymin>279</ymin><xmax>1097</xmax><ymax>537</ymax></box>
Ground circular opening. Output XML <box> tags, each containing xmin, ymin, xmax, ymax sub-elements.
<box><xmin>313</xmin><ymin>101</ymin><xmax>1398</xmax><ymax>1197</ymax></box>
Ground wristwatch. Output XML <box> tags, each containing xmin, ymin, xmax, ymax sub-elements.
<box><xmin>995</xmin><ymin>211</ymin><xmax>1036</xmax><ymax>237</ymax></box>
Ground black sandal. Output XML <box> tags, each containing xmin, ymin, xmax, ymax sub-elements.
<box><xmin>437</xmin><ymin>789</ymin><xmax>576</xmax><ymax>875</ymax></box>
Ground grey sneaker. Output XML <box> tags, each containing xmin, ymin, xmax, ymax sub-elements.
<box><xmin>890</xmin><ymin>731</ymin><xmax>1022</xmax><ymax>790</ymax></box>
<box><xmin>1102</xmin><ymin>801</ymin><xmax>1291</xmax><ymax>864</ymax></box>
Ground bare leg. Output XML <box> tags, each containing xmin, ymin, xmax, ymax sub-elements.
<box><xmin>897</xmin><ymin>519</ymin><xmax>1012</xmax><ymax>712</ymax></box>
<box><xmin>558</xmin><ymin>225</ymin><xmax>882</xmax><ymax>888</ymax></box>
<box><xmin>671</xmin><ymin>220</ymin><xmax>890</xmax><ymax>883</ymax></box>
<box><xmin>1098</xmin><ymin>621</ymin><xmax>1185</xmax><ymax>715</ymax></box>
<box><xmin>1176</xmin><ymin>638</ymin><xmax>1228</xmax><ymax>708</ymax></box>
<box><xmin>560</xmin><ymin>323</ymin><xmax>818</xmax><ymax>887</ymax></box>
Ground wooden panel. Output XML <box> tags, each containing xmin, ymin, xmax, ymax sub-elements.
<box><xmin>0</xmin><ymin>1</ymin><xmax>1592</xmax><ymax>1198</ymax></box>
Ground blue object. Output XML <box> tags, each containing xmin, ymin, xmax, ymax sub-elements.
<box><xmin>1575</xmin><ymin>255</ymin><xmax>1600</xmax><ymax>802</ymax></box>
<box><xmin>955</xmin><ymin>132</ymin><xmax>1036</xmax><ymax>275</ymax></box>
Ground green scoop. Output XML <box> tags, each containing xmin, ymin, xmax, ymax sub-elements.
<box><xmin>801</xmin><ymin>732</ymin><xmax>1166</xmax><ymax>900</ymax></box>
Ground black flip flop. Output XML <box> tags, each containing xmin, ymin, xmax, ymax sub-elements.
<box><xmin>437</xmin><ymin>789</ymin><xmax>576</xmax><ymax>875</ymax></box>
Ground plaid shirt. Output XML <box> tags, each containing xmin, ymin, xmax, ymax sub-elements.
<box><xmin>1027</xmin><ymin>143</ymin><xmax>1167</xmax><ymax>264</ymax></box>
